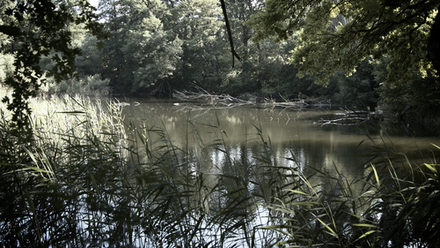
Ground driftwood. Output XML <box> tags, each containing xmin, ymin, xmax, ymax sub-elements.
<box><xmin>173</xmin><ymin>90</ymin><xmax>250</xmax><ymax>106</ymax></box>
<box><xmin>172</xmin><ymin>89</ymin><xmax>314</xmax><ymax>110</ymax></box>
<box><xmin>315</xmin><ymin>111</ymin><xmax>378</xmax><ymax>126</ymax></box>
<box><xmin>172</xmin><ymin>89</ymin><xmax>381</xmax><ymax>126</ymax></box>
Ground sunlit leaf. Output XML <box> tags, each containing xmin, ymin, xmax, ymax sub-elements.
<box><xmin>424</xmin><ymin>163</ymin><xmax>438</xmax><ymax>174</ymax></box>
<box><xmin>353</xmin><ymin>223</ymin><xmax>377</xmax><ymax>228</ymax></box>
<box><xmin>355</xmin><ymin>230</ymin><xmax>376</xmax><ymax>242</ymax></box>
<box><xmin>315</xmin><ymin>216</ymin><xmax>338</xmax><ymax>238</ymax></box>
<box><xmin>432</xmin><ymin>144</ymin><xmax>440</xmax><ymax>150</ymax></box>
<box><xmin>286</xmin><ymin>189</ymin><xmax>308</xmax><ymax>196</ymax></box>
<box><xmin>371</xmin><ymin>164</ymin><xmax>380</xmax><ymax>188</ymax></box>
<box><xmin>24</xmin><ymin>166</ymin><xmax>50</xmax><ymax>174</ymax></box>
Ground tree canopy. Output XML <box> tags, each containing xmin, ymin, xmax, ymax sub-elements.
<box><xmin>0</xmin><ymin>0</ymin><xmax>101</xmax><ymax>128</ymax></box>
<box><xmin>2</xmin><ymin>0</ymin><xmax>440</xmax><ymax>133</ymax></box>
<box><xmin>250</xmin><ymin>0</ymin><xmax>440</xmax><ymax>86</ymax></box>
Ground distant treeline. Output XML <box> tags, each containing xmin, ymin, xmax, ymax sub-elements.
<box><xmin>1</xmin><ymin>0</ymin><xmax>440</xmax><ymax>132</ymax></box>
<box><xmin>40</xmin><ymin>0</ymin><xmax>380</xmax><ymax>108</ymax></box>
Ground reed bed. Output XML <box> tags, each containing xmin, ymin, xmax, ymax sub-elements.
<box><xmin>0</xmin><ymin>87</ymin><xmax>439</xmax><ymax>247</ymax></box>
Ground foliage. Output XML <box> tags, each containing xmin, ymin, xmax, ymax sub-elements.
<box><xmin>170</xmin><ymin>0</ymin><xmax>230</xmax><ymax>93</ymax></box>
<box><xmin>250</xmin><ymin>0</ymin><xmax>440</xmax><ymax>86</ymax></box>
<box><xmin>96</xmin><ymin>0</ymin><xmax>183</xmax><ymax>96</ymax></box>
<box><xmin>75</xmin><ymin>34</ymin><xmax>105</xmax><ymax>77</ymax></box>
<box><xmin>86</xmin><ymin>0</ymin><xmax>326</xmax><ymax>100</ymax></box>
<box><xmin>1</xmin><ymin>90</ymin><xmax>440</xmax><ymax>247</ymax></box>
<box><xmin>1</xmin><ymin>0</ymin><xmax>386</xmax><ymax>112</ymax></box>
<box><xmin>332</xmin><ymin>60</ymin><xmax>379</xmax><ymax>109</ymax></box>
<box><xmin>0</xmin><ymin>89</ymin><xmax>282</xmax><ymax>247</ymax></box>
<box><xmin>378</xmin><ymin>71</ymin><xmax>440</xmax><ymax>135</ymax></box>
<box><xmin>265</xmin><ymin>150</ymin><xmax>440</xmax><ymax>247</ymax></box>
<box><xmin>0</xmin><ymin>53</ymin><xmax>14</xmax><ymax>83</ymax></box>
<box><xmin>42</xmin><ymin>74</ymin><xmax>110</xmax><ymax>96</ymax></box>
<box><xmin>3</xmin><ymin>0</ymin><xmax>439</xmax><ymax>137</ymax></box>
<box><xmin>0</xmin><ymin>0</ymin><xmax>102</xmax><ymax>128</ymax></box>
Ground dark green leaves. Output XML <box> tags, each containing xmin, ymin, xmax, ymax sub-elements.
<box><xmin>1</xmin><ymin>0</ymin><xmax>102</xmax><ymax>130</ymax></box>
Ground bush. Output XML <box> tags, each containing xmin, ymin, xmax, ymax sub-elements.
<box><xmin>41</xmin><ymin>74</ymin><xmax>110</xmax><ymax>97</ymax></box>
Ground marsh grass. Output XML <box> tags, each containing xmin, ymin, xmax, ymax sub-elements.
<box><xmin>263</xmin><ymin>148</ymin><xmax>440</xmax><ymax>247</ymax></box>
<box><xmin>0</xmin><ymin>90</ymin><xmax>282</xmax><ymax>247</ymax></box>
<box><xmin>0</xmin><ymin>88</ymin><xmax>439</xmax><ymax>247</ymax></box>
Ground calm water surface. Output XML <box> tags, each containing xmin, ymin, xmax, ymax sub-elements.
<box><xmin>4</xmin><ymin>99</ymin><xmax>440</xmax><ymax>247</ymax></box>
<box><xmin>122</xmin><ymin>100</ymin><xmax>440</xmax><ymax>176</ymax></box>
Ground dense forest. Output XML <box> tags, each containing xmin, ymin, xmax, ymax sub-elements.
<box><xmin>1</xmin><ymin>0</ymin><xmax>440</xmax><ymax>247</ymax></box>
<box><xmin>1</xmin><ymin>0</ymin><xmax>439</xmax><ymax>132</ymax></box>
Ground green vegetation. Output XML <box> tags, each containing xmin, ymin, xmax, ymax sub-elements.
<box><xmin>0</xmin><ymin>90</ymin><xmax>278</xmax><ymax>246</ymax></box>
<box><xmin>2</xmin><ymin>0</ymin><xmax>438</xmax><ymax>133</ymax></box>
<box><xmin>250</xmin><ymin>0</ymin><xmax>440</xmax><ymax>131</ymax></box>
<box><xmin>0</xmin><ymin>0</ymin><xmax>101</xmax><ymax>128</ymax></box>
<box><xmin>2</xmin><ymin>0</ymin><xmax>439</xmax><ymax>130</ymax></box>
<box><xmin>251</xmin><ymin>0</ymin><xmax>439</xmax><ymax>85</ymax></box>
<box><xmin>0</xmin><ymin>92</ymin><xmax>439</xmax><ymax>247</ymax></box>
<box><xmin>2</xmin><ymin>0</ymin><xmax>440</xmax><ymax>247</ymax></box>
<box><xmin>264</xmin><ymin>155</ymin><xmax>440</xmax><ymax>247</ymax></box>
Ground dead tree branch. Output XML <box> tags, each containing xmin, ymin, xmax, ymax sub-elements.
<box><xmin>219</xmin><ymin>0</ymin><xmax>241</xmax><ymax>67</ymax></box>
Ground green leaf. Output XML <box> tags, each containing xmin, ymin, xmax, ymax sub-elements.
<box><xmin>424</xmin><ymin>163</ymin><xmax>438</xmax><ymax>174</ymax></box>
<box><xmin>315</xmin><ymin>216</ymin><xmax>338</xmax><ymax>238</ymax></box>
<box><xmin>287</xmin><ymin>201</ymin><xmax>319</xmax><ymax>207</ymax></box>
<box><xmin>353</xmin><ymin>223</ymin><xmax>377</xmax><ymax>228</ymax></box>
<box><xmin>371</xmin><ymin>164</ymin><xmax>380</xmax><ymax>188</ymax></box>
<box><xmin>355</xmin><ymin>230</ymin><xmax>376</xmax><ymax>242</ymax></box>
<box><xmin>286</xmin><ymin>189</ymin><xmax>308</xmax><ymax>196</ymax></box>
<box><xmin>25</xmin><ymin>166</ymin><xmax>50</xmax><ymax>173</ymax></box>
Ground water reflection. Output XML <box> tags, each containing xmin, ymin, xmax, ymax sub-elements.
<box><xmin>127</xmin><ymin>102</ymin><xmax>440</xmax><ymax>241</ymax></box>
<box><xmin>123</xmin><ymin>101</ymin><xmax>439</xmax><ymax>177</ymax></box>
<box><xmin>124</xmin><ymin>101</ymin><xmax>439</xmax><ymax>148</ymax></box>
<box><xmin>2</xmin><ymin>101</ymin><xmax>439</xmax><ymax>247</ymax></box>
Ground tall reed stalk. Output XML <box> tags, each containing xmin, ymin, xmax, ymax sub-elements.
<box><xmin>0</xmin><ymin>87</ymin><xmax>439</xmax><ymax>247</ymax></box>
<box><xmin>0</xmin><ymin>90</ymin><xmax>280</xmax><ymax>246</ymax></box>
<box><xmin>262</xmin><ymin>147</ymin><xmax>440</xmax><ymax>247</ymax></box>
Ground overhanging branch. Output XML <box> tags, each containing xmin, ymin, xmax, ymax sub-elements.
<box><xmin>219</xmin><ymin>0</ymin><xmax>241</xmax><ymax>67</ymax></box>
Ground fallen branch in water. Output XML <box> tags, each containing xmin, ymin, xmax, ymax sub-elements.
<box><xmin>316</xmin><ymin>110</ymin><xmax>380</xmax><ymax>126</ymax></box>
<box><xmin>172</xmin><ymin>89</ymin><xmax>315</xmax><ymax>110</ymax></box>
<box><xmin>318</xmin><ymin>117</ymin><xmax>367</xmax><ymax>126</ymax></box>
<box><xmin>173</xmin><ymin>90</ymin><xmax>250</xmax><ymax>106</ymax></box>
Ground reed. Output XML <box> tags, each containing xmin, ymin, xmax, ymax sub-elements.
<box><xmin>0</xmin><ymin>90</ymin><xmax>278</xmax><ymax>246</ymax></box>
<box><xmin>0</xmin><ymin>87</ymin><xmax>439</xmax><ymax>247</ymax></box>
<box><xmin>262</xmin><ymin>147</ymin><xmax>440</xmax><ymax>247</ymax></box>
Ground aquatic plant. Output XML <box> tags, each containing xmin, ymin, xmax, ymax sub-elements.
<box><xmin>0</xmin><ymin>90</ymin><xmax>281</xmax><ymax>247</ymax></box>
<box><xmin>263</xmin><ymin>149</ymin><xmax>440</xmax><ymax>247</ymax></box>
<box><xmin>0</xmin><ymin>88</ymin><xmax>439</xmax><ymax>247</ymax></box>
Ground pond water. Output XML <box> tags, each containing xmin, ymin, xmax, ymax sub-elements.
<box><xmin>109</xmin><ymin>100</ymin><xmax>440</xmax><ymax>246</ymax></box>
<box><xmin>3</xmin><ymin>99</ymin><xmax>440</xmax><ymax>247</ymax></box>
<box><xmin>122</xmin><ymin>100</ymin><xmax>440</xmax><ymax>175</ymax></box>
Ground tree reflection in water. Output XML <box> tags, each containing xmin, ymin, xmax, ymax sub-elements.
<box><xmin>1</xmin><ymin>99</ymin><xmax>439</xmax><ymax>247</ymax></box>
<box><xmin>0</xmin><ymin>116</ymin><xmax>288</xmax><ymax>246</ymax></box>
